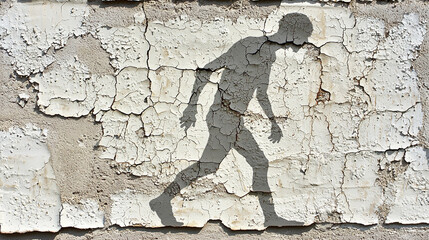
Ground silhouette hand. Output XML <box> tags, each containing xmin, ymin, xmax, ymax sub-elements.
<box><xmin>180</xmin><ymin>105</ymin><xmax>197</xmax><ymax>133</ymax></box>
<box><xmin>269</xmin><ymin>121</ymin><xmax>283</xmax><ymax>143</ymax></box>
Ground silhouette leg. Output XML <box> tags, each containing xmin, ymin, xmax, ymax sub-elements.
<box><xmin>235</xmin><ymin>126</ymin><xmax>271</xmax><ymax>192</ymax></box>
<box><xmin>150</xmin><ymin>127</ymin><xmax>231</xmax><ymax>226</ymax></box>
<box><xmin>235</xmin><ymin>126</ymin><xmax>298</xmax><ymax>226</ymax></box>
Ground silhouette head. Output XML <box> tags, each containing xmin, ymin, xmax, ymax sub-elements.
<box><xmin>269</xmin><ymin>13</ymin><xmax>313</xmax><ymax>45</ymax></box>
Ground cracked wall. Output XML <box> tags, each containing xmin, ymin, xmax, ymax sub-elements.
<box><xmin>0</xmin><ymin>0</ymin><xmax>429</xmax><ymax>234</ymax></box>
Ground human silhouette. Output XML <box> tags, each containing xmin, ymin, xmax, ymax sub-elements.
<box><xmin>150</xmin><ymin>13</ymin><xmax>313</xmax><ymax>227</ymax></box>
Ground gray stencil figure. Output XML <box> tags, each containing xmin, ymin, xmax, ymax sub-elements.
<box><xmin>150</xmin><ymin>13</ymin><xmax>313</xmax><ymax>227</ymax></box>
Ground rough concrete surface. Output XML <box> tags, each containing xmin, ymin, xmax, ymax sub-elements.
<box><xmin>0</xmin><ymin>0</ymin><xmax>429</xmax><ymax>238</ymax></box>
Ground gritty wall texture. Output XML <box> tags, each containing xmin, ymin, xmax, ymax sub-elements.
<box><xmin>0</xmin><ymin>0</ymin><xmax>429</xmax><ymax>238</ymax></box>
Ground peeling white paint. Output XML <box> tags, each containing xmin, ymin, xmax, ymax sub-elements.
<box><xmin>30</xmin><ymin>57</ymin><xmax>116</xmax><ymax>117</ymax></box>
<box><xmin>112</xmin><ymin>67</ymin><xmax>151</xmax><ymax>115</ymax></box>
<box><xmin>96</xmin><ymin>24</ymin><xmax>149</xmax><ymax>72</ymax></box>
<box><xmin>0</xmin><ymin>124</ymin><xmax>61</xmax><ymax>233</ymax></box>
<box><xmin>17</xmin><ymin>93</ymin><xmax>30</xmax><ymax>107</ymax></box>
<box><xmin>60</xmin><ymin>199</ymin><xmax>105</xmax><ymax>229</ymax></box>
<box><xmin>0</xmin><ymin>1</ymin><xmax>89</xmax><ymax>76</ymax></box>
<box><xmin>385</xmin><ymin>146</ymin><xmax>429</xmax><ymax>224</ymax></box>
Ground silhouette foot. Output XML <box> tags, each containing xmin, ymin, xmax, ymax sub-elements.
<box><xmin>264</xmin><ymin>214</ymin><xmax>303</xmax><ymax>227</ymax></box>
<box><xmin>149</xmin><ymin>195</ymin><xmax>183</xmax><ymax>226</ymax></box>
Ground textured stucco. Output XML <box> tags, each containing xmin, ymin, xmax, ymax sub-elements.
<box><xmin>0</xmin><ymin>0</ymin><xmax>429</xmax><ymax>238</ymax></box>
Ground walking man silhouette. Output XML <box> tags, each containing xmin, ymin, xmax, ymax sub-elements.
<box><xmin>150</xmin><ymin>13</ymin><xmax>313</xmax><ymax>227</ymax></box>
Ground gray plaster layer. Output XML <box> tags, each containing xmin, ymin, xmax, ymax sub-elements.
<box><xmin>1</xmin><ymin>223</ymin><xmax>429</xmax><ymax>240</ymax></box>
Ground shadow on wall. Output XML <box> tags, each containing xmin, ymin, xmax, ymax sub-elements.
<box><xmin>150</xmin><ymin>13</ymin><xmax>314</xmax><ymax>227</ymax></box>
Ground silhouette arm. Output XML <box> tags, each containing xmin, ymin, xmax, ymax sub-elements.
<box><xmin>187</xmin><ymin>69</ymin><xmax>212</xmax><ymax>105</ymax></box>
<box><xmin>180</xmin><ymin>69</ymin><xmax>211</xmax><ymax>131</ymax></box>
<box><xmin>189</xmin><ymin>51</ymin><xmax>228</xmax><ymax>105</ymax></box>
<box><xmin>257</xmin><ymin>83</ymin><xmax>283</xmax><ymax>143</ymax></box>
<box><xmin>257</xmin><ymin>83</ymin><xmax>275</xmax><ymax>119</ymax></box>
<box><xmin>180</xmin><ymin>53</ymin><xmax>227</xmax><ymax>132</ymax></box>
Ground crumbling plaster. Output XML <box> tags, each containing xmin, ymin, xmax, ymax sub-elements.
<box><xmin>0</xmin><ymin>0</ymin><xmax>428</xmax><ymax>236</ymax></box>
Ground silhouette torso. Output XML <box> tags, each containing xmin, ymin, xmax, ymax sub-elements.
<box><xmin>207</xmin><ymin>37</ymin><xmax>281</xmax><ymax>118</ymax></box>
